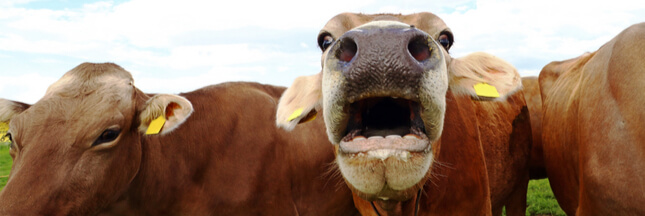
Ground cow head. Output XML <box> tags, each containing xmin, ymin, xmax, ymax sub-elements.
<box><xmin>276</xmin><ymin>12</ymin><xmax>520</xmax><ymax>201</ymax></box>
<box><xmin>0</xmin><ymin>63</ymin><xmax>193</xmax><ymax>215</ymax></box>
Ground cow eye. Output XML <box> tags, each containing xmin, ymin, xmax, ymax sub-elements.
<box><xmin>92</xmin><ymin>129</ymin><xmax>121</xmax><ymax>146</ymax></box>
<box><xmin>438</xmin><ymin>32</ymin><xmax>453</xmax><ymax>50</ymax></box>
<box><xmin>4</xmin><ymin>133</ymin><xmax>12</xmax><ymax>148</ymax></box>
<box><xmin>5</xmin><ymin>133</ymin><xmax>11</xmax><ymax>142</ymax></box>
<box><xmin>318</xmin><ymin>34</ymin><xmax>334</xmax><ymax>51</ymax></box>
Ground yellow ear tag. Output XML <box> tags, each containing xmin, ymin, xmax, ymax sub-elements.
<box><xmin>146</xmin><ymin>116</ymin><xmax>166</xmax><ymax>135</ymax></box>
<box><xmin>474</xmin><ymin>82</ymin><xmax>500</xmax><ymax>98</ymax></box>
<box><xmin>287</xmin><ymin>108</ymin><xmax>304</xmax><ymax>122</ymax></box>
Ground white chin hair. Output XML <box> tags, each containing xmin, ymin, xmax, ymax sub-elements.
<box><xmin>336</xmin><ymin>150</ymin><xmax>433</xmax><ymax>194</ymax></box>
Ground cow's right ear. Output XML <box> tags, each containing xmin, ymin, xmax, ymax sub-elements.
<box><xmin>276</xmin><ymin>73</ymin><xmax>322</xmax><ymax>131</ymax></box>
<box><xmin>139</xmin><ymin>94</ymin><xmax>193</xmax><ymax>135</ymax></box>
<box><xmin>0</xmin><ymin>99</ymin><xmax>31</xmax><ymax>122</ymax></box>
<box><xmin>448</xmin><ymin>52</ymin><xmax>521</xmax><ymax>101</ymax></box>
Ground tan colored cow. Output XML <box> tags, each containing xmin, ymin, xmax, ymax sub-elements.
<box><xmin>540</xmin><ymin>23</ymin><xmax>645</xmax><ymax>215</ymax></box>
<box><xmin>277</xmin><ymin>12</ymin><xmax>531</xmax><ymax>215</ymax></box>
<box><xmin>0</xmin><ymin>63</ymin><xmax>358</xmax><ymax>215</ymax></box>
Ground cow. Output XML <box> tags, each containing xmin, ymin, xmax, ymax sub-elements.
<box><xmin>539</xmin><ymin>23</ymin><xmax>645</xmax><ymax>215</ymax></box>
<box><xmin>0</xmin><ymin>63</ymin><xmax>359</xmax><ymax>215</ymax></box>
<box><xmin>275</xmin><ymin>12</ymin><xmax>532</xmax><ymax>215</ymax></box>
<box><xmin>521</xmin><ymin>77</ymin><xmax>546</xmax><ymax>179</ymax></box>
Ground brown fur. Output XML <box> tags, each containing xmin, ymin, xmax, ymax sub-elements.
<box><xmin>539</xmin><ymin>22</ymin><xmax>645</xmax><ymax>215</ymax></box>
<box><xmin>0</xmin><ymin>63</ymin><xmax>358</xmax><ymax>215</ymax></box>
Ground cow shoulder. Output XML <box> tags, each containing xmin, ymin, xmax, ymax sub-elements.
<box><xmin>538</xmin><ymin>52</ymin><xmax>595</xmax><ymax>102</ymax></box>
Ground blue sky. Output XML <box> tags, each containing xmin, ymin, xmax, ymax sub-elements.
<box><xmin>1</xmin><ymin>0</ymin><xmax>644</xmax><ymax>103</ymax></box>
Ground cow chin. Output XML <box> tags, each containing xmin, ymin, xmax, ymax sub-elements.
<box><xmin>336</xmin><ymin>148</ymin><xmax>433</xmax><ymax>201</ymax></box>
<box><xmin>323</xmin><ymin>91</ymin><xmax>444</xmax><ymax>201</ymax></box>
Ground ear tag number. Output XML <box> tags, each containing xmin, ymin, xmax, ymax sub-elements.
<box><xmin>474</xmin><ymin>82</ymin><xmax>500</xmax><ymax>98</ymax></box>
<box><xmin>146</xmin><ymin>116</ymin><xmax>166</xmax><ymax>135</ymax></box>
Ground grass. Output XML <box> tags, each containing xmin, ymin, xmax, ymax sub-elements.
<box><xmin>525</xmin><ymin>179</ymin><xmax>566</xmax><ymax>215</ymax></box>
<box><xmin>0</xmin><ymin>143</ymin><xmax>565</xmax><ymax>215</ymax></box>
<box><xmin>0</xmin><ymin>143</ymin><xmax>10</xmax><ymax>191</ymax></box>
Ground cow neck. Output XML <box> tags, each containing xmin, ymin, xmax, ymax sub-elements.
<box><xmin>128</xmin><ymin>133</ymin><xmax>194</xmax><ymax>211</ymax></box>
<box><xmin>370</xmin><ymin>189</ymin><xmax>422</xmax><ymax>216</ymax></box>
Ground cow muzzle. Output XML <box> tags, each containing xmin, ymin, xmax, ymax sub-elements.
<box><xmin>321</xmin><ymin>21</ymin><xmax>449</xmax><ymax>201</ymax></box>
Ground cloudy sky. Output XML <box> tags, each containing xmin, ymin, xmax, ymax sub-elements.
<box><xmin>1</xmin><ymin>0</ymin><xmax>644</xmax><ymax>103</ymax></box>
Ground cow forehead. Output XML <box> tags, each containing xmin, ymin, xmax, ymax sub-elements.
<box><xmin>321</xmin><ymin>12</ymin><xmax>450</xmax><ymax>39</ymax></box>
<box><xmin>14</xmin><ymin>63</ymin><xmax>137</xmax><ymax>134</ymax></box>
<box><xmin>46</xmin><ymin>62</ymin><xmax>134</xmax><ymax>99</ymax></box>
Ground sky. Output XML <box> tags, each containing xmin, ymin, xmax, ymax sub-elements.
<box><xmin>1</xmin><ymin>0</ymin><xmax>644</xmax><ymax>103</ymax></box>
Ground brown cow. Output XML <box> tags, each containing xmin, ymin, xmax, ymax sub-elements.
<box><xmin>276</xmin><ymin>12</ymin><xmax>531</xmax><ymax>215</ymax></box>
<box><xmin>521</xmin><ymin>77</ymin><xmax>546</xmax><ymax>179</ymax></box>
<box><xmin>0</xmin><ymin>63</ymin><xmax>358</xmax><ymax>215</ymax></box>
<box><xmin>539</xmin><ymin>23</ymin><xmax>645</xmax><ymax>215</ymax></box>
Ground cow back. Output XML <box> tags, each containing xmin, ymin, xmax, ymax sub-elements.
<box><xmin>111</xmin><ymin>82</ymin><xmax>357</xmax><ymax>215</ymax></box>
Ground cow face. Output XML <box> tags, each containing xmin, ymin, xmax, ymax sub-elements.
<box><xmin>277</xmin><ymin>12</ymin><xmax>521</xmax><ymax>201</ymax></box>
<box><xmin>0</xmin><ymin>63</ymin><xmax>192</xmax><ymax>215</ymax></box>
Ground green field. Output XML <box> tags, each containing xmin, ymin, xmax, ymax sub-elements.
<box><xmin>523</xmin><ymin>179</ymin><xmax>566</xmax><ymax>216</ymax></box>
<box><xmin>0</xmin><ymin>143</ymin><xmax>564</xmax><ymax>215</ymax></box>
<box><xmin>1</xmin><ymin>143</ymin><xmax>10</xmax><ymax>191</ymax></box>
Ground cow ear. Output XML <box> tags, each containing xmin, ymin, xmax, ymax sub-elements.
<box><xmin>139</xmin><ymin>94</ymin><xmax>193</xmax><ymax>135</ymax></box>
<box><xmin>0</xmin><ymin>99</ymin><xmax>31</xmax><ymax>122</ymax></box>
<box><xmin>276</xmin><ymin>73</ymin><xmax>322</xmax><ymax>131</ymax></box>
<box><xmin>448</xmin><ymin>52</ymin><xmax>521</xmax><ymax>100</ymax></box>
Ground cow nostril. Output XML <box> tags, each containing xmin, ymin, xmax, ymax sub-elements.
<box><xmin>408</xmin><ymin>37</ymin><xmax>431</xmax><ymax>62</ymax></box>
<box><xmin>336</xmin><ymin>39</ymin><xmax>357</xmax><ymax>62</ymax></box>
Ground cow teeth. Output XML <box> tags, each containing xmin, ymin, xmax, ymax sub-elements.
<box><xmin>386</xmin><ymin>135</ymin><xmax>402</xmax><ymax>139</ymax></box>
<box><xmin>353</xmin><ymin>136</ymin><xmax>366</xmax><ymax>141</ymax></box>
<box><xmin>367</xmin><ymin>136</ymin><xmax>383</xmax><ymax>140</ymax></box>
<box><xmin>404</xmin><ymin>134</ymin><xmax>420</xmax><ymax>139</ymax></box>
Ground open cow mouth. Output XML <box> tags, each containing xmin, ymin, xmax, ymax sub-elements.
<box><xmin>339</xmin><ymin>97</ymin><xmax>430</xmax><ymax>155</ymax></box>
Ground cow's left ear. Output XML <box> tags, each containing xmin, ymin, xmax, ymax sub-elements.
<box><xmin>448</xmin><ymin>52</ymin><xmax>521</xmax><ymax>100</ymax></box>
<box><xmin>0</xmin><ymin>99</ymin><xmax>31</xmax><ymax>122</ymax></box>
<box><xmin>139</xmin><ymin>94</ymin><xmax>193</xmax><ymax>135</ymax></box>
<box><xmin>276</xmin><ymin>72</ymin><xmax>322</xmax><ymax>131</ymax></box>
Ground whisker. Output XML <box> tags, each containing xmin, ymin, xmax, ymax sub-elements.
<box><xmin>319</xmin><ymin>160</ymin><xmax>346</xmax><ymax>192</ymax></box>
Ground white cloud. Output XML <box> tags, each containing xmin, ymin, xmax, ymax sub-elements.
<box><xmin>0</xmin><ymin>73</ymin><xmax>58</xmax><ymax>104</ymax></box>
<box><xmin>133</xmin><ymin>66</ymin><xmax>261</xmax><ymax>94</ymax></box>
<box><xmin>440</xmin><ymin>0</ymin><xmax>645</xmax><ymax>77</ymax></box>
<box><xmin>0</xmin><ymin>0</ymin><xmax>35</xmax><ymax>7</ymax></box>
<box><xmin>519</xmin><ymin>69</ymin><xmax>540</xmax><ymax>78</ymax></box>
<box><xmin>1</xmin><ymin>0</ymin><xmax>645</xmax><ymax>103</ymax></box>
